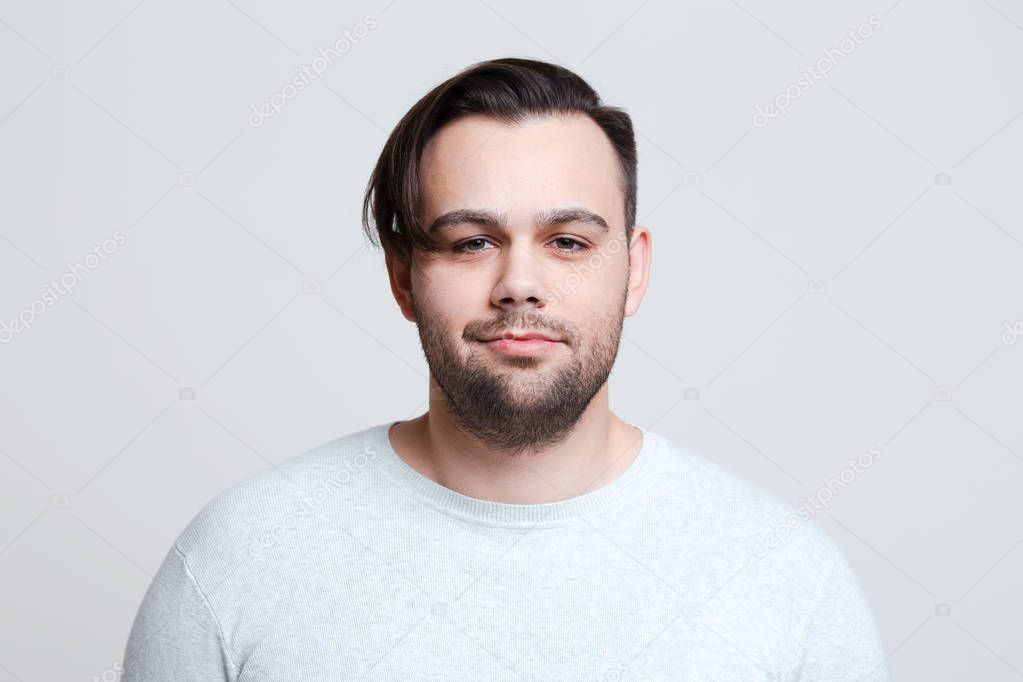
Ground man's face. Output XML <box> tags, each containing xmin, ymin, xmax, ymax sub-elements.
<box><xmin>403</xmin><ymin>113</ymin><xmax>640</xmax><ymax>454</ymax></box>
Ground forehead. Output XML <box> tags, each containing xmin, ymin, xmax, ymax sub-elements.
<box><xmin>419</xmin><ymin>113</ymin><xmax>623</xmax><ymax>224</ymax></box>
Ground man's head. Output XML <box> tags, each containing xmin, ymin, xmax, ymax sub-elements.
<box><xmin>363</xmin><ymin>58</ymin><xmax>651</xmax><ymax>454</ymax></box>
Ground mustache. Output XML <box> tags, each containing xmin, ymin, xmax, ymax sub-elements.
<box><xmin>463</xmin><ymin>314</ymin><xmax>571</xmax><ymax>344</ymax></box>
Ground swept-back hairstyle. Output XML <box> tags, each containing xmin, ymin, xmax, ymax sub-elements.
<box><xmin>361</xmin><ymin>57</ymin><xmax>637</xmax><ymax>266</ymax></box>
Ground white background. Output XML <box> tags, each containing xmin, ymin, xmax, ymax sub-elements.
<box><xmin>1</xmin><ymin>0</ymin><xmax>1022</xmax><ymax>679</ymax></box>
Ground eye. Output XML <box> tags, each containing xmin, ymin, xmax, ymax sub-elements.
<box><xmin>550</xmin><ymin>237</ymin><xmax>588</xmax><ymax>253</ymax></box>
<box><xmin>452</xmin><ymin>238</ymin><xmax>495</xmax><ymax>253</ymax></box>
<box><xmin>452</xmin><ymin>236</ymin><xmax>590</xmax><ymax>255</ymax></box>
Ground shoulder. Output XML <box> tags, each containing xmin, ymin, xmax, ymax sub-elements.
<box><xmin>640</xmin><ymin>433</ymin><xmax>885</xmax><ymax>675</ymax></box>
<box><xmin>646</xmin><ymin>431</ymin><xmax>849</xmax><ymax>584</ymax></box>
<box><xmin>169</xmin><ymin>424</ymin><xmax>384</xmax><ymax>586</ymax></box>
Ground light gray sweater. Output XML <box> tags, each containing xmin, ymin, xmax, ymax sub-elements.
<box><xmin>123</xmin><ymin>421</ymin><xmax>889</xmax><ymax>680</ymax></box>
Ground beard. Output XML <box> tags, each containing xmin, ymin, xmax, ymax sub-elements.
<box><xmin>410</xmin><ymin>288</ymin><xmax>627</xmax><ymax>455</ymax></box>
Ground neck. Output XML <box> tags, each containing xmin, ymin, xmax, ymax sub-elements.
<box><xmin>388</xmin><ymin>383</ymin><xmax>644</xmax><ymax>504</ymax></box>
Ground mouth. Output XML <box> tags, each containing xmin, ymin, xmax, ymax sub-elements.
<box><xmin>479</xmin><ymin>331</ymin><xmax>561</xmax><ymax>343</ymax></box>
<box><xmin>477</xmin><ymin>331</ymin><xmax>564</xmax><ymax>357</ymax></box>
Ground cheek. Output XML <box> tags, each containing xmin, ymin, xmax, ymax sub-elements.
<box><xmin>416</xmin><ymin>262</ymin><xmax>489</xmax><ymax>299</ymax></box>
<box><xmin>411</xmin><ymin>280</ymin><xmax>470</xmax><ymax>340</ymax></box>
<box><xmin>422</xmin><ymin>274</ymin><xmax>497</xmax><ymax>331</ymax></box>
<box><xmin>564</xmin><ymin>270</ymin><xmax>623</xmax><ymax>312</ymax></box>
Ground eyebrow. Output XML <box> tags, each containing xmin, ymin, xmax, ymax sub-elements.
<box><xmin>427</xmin><ymin>207</ymin><xmax>609</xmax><ymax>233</ymax></box>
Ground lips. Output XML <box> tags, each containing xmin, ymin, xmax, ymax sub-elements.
<box><xmin>480</xmin><ymin>331</ymin><xmax>561</xmax><ymax>343</ymax></box>
<box><xmin>478</xmin><ymin>333</ymin><xmax>563</xmax><ymax>357</ymax></box>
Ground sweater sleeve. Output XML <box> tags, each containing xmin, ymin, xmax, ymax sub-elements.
<box><xmin>790</xmin><ymin>549</ymin><xmax>890</xmax><ymax>681</ymax></box>
<box><xmin>122</xmin><ymin>544</ymin><xmax>237</xmax><ymax>681</ymax></box>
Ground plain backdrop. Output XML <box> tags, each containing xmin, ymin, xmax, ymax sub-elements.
<box><xmin>1</xmin><ymin>0</ymin><xmax>1022</xmax><ymax>679</ymax></box>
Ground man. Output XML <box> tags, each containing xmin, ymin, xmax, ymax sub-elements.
<box><xmin>124</xmin><ymin>57</ymin><xmax>889</xmax><ymax>680</ymax></box>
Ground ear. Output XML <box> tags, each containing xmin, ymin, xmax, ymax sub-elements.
<box><xmin>624</xmin><ymin>226</ymin><xmax>651</xmax><ymax>317</ymax></box>
<box><xmin>385</xmin><ymin>251</ymin><xmax>417</xmax><ymax>322</ymax></box>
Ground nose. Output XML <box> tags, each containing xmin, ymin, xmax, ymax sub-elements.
<box><xmin>490</xmin><ymin>239</ymin><xmax>551</xmax><ymax>312</ymax></box>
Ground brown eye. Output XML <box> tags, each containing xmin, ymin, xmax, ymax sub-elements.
<box><xmin>453</xmin><ymin>238</ymin><xmax>495</xmax><ymax>253</ymax></box>
<box><xmin>550</xmin><ymin>237</ymin><xmax>587</xmax><ymax>253</ymax></box>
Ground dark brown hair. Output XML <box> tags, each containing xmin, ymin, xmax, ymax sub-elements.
<box><xmin>361</xmin><ymin>57</ymin><xmax>637</xmax><ymax>266</ymax></box>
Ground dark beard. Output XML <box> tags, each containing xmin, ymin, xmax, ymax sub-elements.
<box><xmin>411</xmin><ymin>293</ymin><xmax>626</xmax><ymax>455</ymax></box>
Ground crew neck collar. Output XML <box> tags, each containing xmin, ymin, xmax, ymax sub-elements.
<box><xmin>363</xmin><ymin>420</ymin><xmax>664</xmax><ymax>529</ymax></box>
